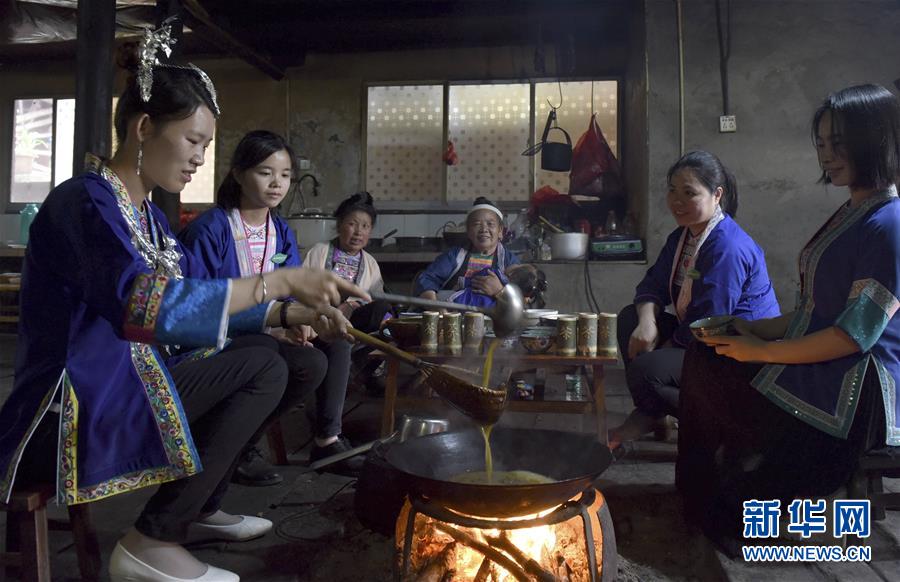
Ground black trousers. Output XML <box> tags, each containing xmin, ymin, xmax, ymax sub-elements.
<box><xmin>617</xmin><ymin>303</ymin><xmax>683</xmax><ymax>419</ymax></box>
<box><xmin>349</xmin><ymin>300</ymin><xmax>393</xmax><ymax>333</ymax></box>
<box><xmin>250</xmin><ymin>299</ymin><xmax>393</xmax><ymax>442</ymax></box>
<box><xmin>17</xmin><ymin>335</ymin><xmax>315</xmax><ymax>542</ymax></box>
<box><xmin>134</xmin><ymin>334</ymin><xmax>289</xmax><ymax>541</ymax></box>
<box><xmin>677</xmin><ymin>342</ymin><xmax>886</xmax><ymax>540</ymax></box>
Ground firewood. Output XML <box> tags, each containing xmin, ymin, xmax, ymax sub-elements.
<box><xmin>433</xmin><ymin>523</ymin><xmax>531</xmax><ymax>582</ymax></box>
<box><xmin>486</xmin><ymin>532</ymin><xmax>557</xmax><ymax>582</ymax></box>
<box><xmin>415</xmin><ymin>542</ymin><xmax>456</xmax><ymax>582</ymax></box>
<box><xmin>474</xmin><ymin>557</ymin><xmax>492</xmax><ymax>582</ymax></box>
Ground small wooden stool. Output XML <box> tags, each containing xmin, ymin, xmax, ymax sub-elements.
<box><xmin>847</xmin><ymin>450</ymin><xmax>900</xmax><ymax>521</ymax></box>
<box><xmin>266</xmin><ymin>419</ymin><xmax>289</xmax><ymax>465</ymax></box>
<box><xmin>1</xmin><ymin>484</ymin><xmax>101</xmax><ymax>582</ymax></box>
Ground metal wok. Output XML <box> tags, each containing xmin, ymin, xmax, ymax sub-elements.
<box><xmin>385</xmin><ymin>427</ymin><xmax>613</xmax><ymax>518</ymax></box>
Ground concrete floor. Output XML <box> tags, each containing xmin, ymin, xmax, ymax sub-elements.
<box><xmin>1</xmin><ymin>336</ymin><xmax>899</xmax><ymax>581</ymax></box>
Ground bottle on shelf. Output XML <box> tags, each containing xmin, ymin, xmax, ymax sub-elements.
<box><xmin>604</xmin><ymin>210</ymin><xmax>618</xmax><ymax>236</ymax></box>
<box><xmin>19</xmin><ymin>203</ymin><xmax>40</xmax><ymax>245</ymax></box>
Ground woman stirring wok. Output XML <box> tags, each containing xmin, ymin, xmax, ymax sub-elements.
<box><xmin>0</xmin><ymin>28</ymin><xmax>365</xmax><ymax>582</ymax></box>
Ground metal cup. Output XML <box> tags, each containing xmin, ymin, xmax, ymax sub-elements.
<box><xmin>577</xmin><ymin>312</ymin><xmax>599</xmax><ymax>357</ymax></box>
<box><xmin>441</xmin><ymin>312</ymin><xmax>462</xmax><ymax>355</ymax></box>
<box><xmin>420</xmin><ymin>311</ymin><xmax>439</xmax><ymax>354</ymax></box>
<box><xmin>555</xmin><ymin>315</ymin><xmax>577</xmax><ymax>356</ymax></box>
<box><xmin>463</xmin><ymin>312</ymin><xmax>485</xmax><ymax>354</ymax></box>
<box><xmin>597</xmin><ymin>312</ymin><xmax>617</xmax><ymax>356</ymax></box>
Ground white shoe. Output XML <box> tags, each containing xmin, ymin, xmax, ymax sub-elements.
<box><xmin>109</xmin><ymin>542</ymin><xmax>239</xmax><ymax>582</ymax></box>
<box><xmin>185</xmin><ymin>515</ymin><xmax>273</xmax><ymax>543</ymax></box>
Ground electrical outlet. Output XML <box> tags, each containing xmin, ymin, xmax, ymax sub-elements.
<box><xmin>298</xmin><ymin>158</ymin><xmax>311</xmax><ymax>170</ymax></box>
<box><xmin>719</xmin><ymin>115</ymin><xmax>737</xmax><ymax>133</ymax></box>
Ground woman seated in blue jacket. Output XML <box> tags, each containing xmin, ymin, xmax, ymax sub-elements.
<box><xmin>415</xmin><ymin>197</ymin><xmax>520</xmax><ymax>306</ymax></box>
<box><xmin>609</xmin><ymin>151</ymin><xmax>781</xmax><ymax>449</ymax></box>
<box><xmin>180</xmin><ymin>130</ymin><xmax>362</xmax><ymax>480</ymax></box>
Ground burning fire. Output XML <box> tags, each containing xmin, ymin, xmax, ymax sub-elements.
<box><xmin>453</xmin><ymin>525</ymin><xmax>558</xmax><ymax>579</ymax></box>
<box><xmin>396</xmin><ymin>495</ymin><xmax>608</xmax><ymax>581</ymax></box>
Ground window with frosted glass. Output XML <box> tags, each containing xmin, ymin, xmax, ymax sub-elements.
<box><xmin>365</xmin><ymin>85</ymin><xmax>444</xmax><ymax>202</ymax></box>
<box><xmin>447</xmin><ymin>83</ymin><xmax>531</xmax><ymax>202</ymax></box>
<box><xmin>534</xmin><ymin>81</ymin><xmax>618</xmax><ymax>195</ymax></box>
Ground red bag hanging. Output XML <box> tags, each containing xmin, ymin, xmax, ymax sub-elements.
<box><xmin>568</xmin><ymin>114</ymin><xmax>624</xmax><ymax>197</ymax></box>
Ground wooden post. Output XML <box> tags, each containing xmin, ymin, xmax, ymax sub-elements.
<box><xmin>73</xmin><ymin>0</ymin><xmax>116</xmax><ymax>174</ymax></box>
<box><xmin>151</xmin><ymin>0</ymin><xmax>184</xmax><ymax>232</ymax></box>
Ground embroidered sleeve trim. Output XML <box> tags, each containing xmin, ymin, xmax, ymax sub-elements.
<box><xmin>847</xmin><ymin>278</ymin><xmax>900</xmax><ymax>319</ymax></box>
<box><xmin>123</xmin><ymin>273</ymin><xmax>168</xmax><ymax>344</ymax></box>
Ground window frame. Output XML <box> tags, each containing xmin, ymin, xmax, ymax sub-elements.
<box><xmin>361</xmin><ymin>75</ymin><xmax>624</xmax><ymax>212</ymax></box>
<box><xmin>5</xmin><ymin>93</ymin><xmax>75</xmax><ymax>213</ymax></box>
<box><xmin>4</xmin><ymin>94</ymin><xmax>218</xmax><ymax>214</ymax></box>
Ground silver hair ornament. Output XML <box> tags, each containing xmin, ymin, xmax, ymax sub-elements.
<box><xmin>137</xmin><ymin>22</ymin><xmax>177</xmax><ymax>103</ymax></box>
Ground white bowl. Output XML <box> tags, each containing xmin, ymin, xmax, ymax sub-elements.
<box><xmin>550</xmin><ymin>233</ymin><xmax>589</xmax><ymax>260</ymax></box>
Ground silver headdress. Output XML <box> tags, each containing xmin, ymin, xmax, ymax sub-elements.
<box><xmin>137</xmin><ymin>21</ymin><xmax>176</xmax><ymax>103</ymax></box>
<box><xmin>137</xmin><ymin>19</ymin><xmax>221</xmax><ymax>116</ymax></box>
<box><xmin>186</xmin><ymin>63</ymin><xmax>221</xmax><ymax>116</ymax></box>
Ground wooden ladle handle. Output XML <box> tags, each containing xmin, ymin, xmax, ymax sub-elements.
<box><xmin>346</xmin><ymin>327</ymin><xmax>423</xmax><ymax>368</ymax></box>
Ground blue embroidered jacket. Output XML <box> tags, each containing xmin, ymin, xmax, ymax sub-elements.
<box><xmin>634</xmin><ymin>213</ymin><xmax>780</xmax><ymax>346</ymax></box>
<box><xmin>414</xmin><ymin>243</ymin><xmax>520</xmax><ymax>297</ymax></box>
<box><xmin>178</xmin><ymin>207</ymin><xmax>302</xmax><ymax>279</ymax></box>
<box><xmin>0</xmin><ymin>173</ymin><xmax>270</xmax><ymax>504</ymax></box>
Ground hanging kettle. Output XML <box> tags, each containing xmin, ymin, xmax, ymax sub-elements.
<box><xmin>522</xmin><ymin>109</ymin><xmax>572</xmax><ymax>172</ymax></box>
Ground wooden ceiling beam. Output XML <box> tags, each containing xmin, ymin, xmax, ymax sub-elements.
<box><xmin>180</xmin><ymin>0</ymin><xmax>285</xmax><ymax>80</ymax></box>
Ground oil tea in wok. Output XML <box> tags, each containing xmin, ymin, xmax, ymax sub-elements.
<box><xmin>451</xmin><ymin>470</ymin><xmax>554</xmax><ymax>485</ymax></box>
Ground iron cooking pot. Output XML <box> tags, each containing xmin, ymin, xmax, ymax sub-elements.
<box><xmin>385</xmin><ymin>427</ymin><xmax>613</xmax><ymax>517</ymax></box>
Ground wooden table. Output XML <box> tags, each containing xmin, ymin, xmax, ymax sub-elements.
<box><xmin>374</xmin><ymin>349</ymin><xmax>618</xmax><ymax>442</ymax></box>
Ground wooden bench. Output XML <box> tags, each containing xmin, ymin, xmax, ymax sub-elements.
<box><xmin>1</xmin><ymin>484</ymin><xmax>101</xmax><ymax>582</ymax></box>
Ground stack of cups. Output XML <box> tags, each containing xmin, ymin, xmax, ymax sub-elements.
<box><xmin>555</xmin><ymin>315</ymin><xmax>577</xmax><ymax>356</ymax></box>
<box><xmin>441</xmin><ymin>312</ymin><xmax>462</xmax><ymax>355</ymax></box>
<box><xmin>420</xmin><ymin>311</ymin><xmax>439</xmax><ymax>354</ymax></box>
<box><xmin>597</xmin><ymin>312</ymin><xmax>618</xmax><ymax>356</ymax></box>
<box><xmin>463</xmin><ymin>312</ymin><xmax>485</xmax><ymax>355</ymax></box>
<box><xmin>577</xmin><ymin>312</ymin><xmax>599</xmax><ymax>357</ymax></box>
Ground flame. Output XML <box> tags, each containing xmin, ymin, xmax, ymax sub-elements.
<box><xmin>444</xmin><ymin>507</ymin><xmax>561</xmax><ymax>578</ymax></box>
<box><xmin>398</xmin><ymin>494</ymin><xmax>607</xmax><ymax>581</ymax></box>
<box><xmin>454</xmin><ymin>524</ymin><xmax>557</xmax><ymax>579</ymax></box>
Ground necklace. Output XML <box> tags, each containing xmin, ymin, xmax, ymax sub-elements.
<box><xmin>240</xmin><ymin>211</ymin><xmax>270</xmax><ymax>275</ymax></box>
<box><xmin>94</xmin><ymin>161</ymin><xmax>183</xmax><ymax>279</ymax></box>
